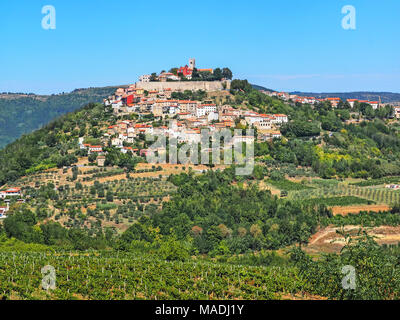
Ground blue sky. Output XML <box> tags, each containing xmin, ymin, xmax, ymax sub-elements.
<box><xmin>1</xmin><ymin>0</ymin><xmax>399</xmax><ymax>94</ymax></box>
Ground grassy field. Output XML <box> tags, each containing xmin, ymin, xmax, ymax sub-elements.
<box><xmin>298</xmin><ymin>196</ymin><xmax>374</xmax><ymax>207</ymax></box>
<box><xmin>266</xmin><ymin>179</ymin><xmax>314</xmax><ymax>191</ymax></box>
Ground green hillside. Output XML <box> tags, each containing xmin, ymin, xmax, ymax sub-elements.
<box><xmin>0</xmin><ymin>86</ymin><xmax>121</xmax><ymax>149</ymax></box>
<box><xmin>2</xmin><ymin>82</ymin><xmax>400</xmax><ymax>300</ymax></box>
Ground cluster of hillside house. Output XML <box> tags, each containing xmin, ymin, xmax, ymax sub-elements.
<box><xmin>96</xmin><ymin>85</ymin><xmax>289</xmax><ymax>163</ymax></box>
<box><xmin>262</xmin><ymin>91</ymin><xmax>383</xmax><ymax>109</ymax></box>
<box><xmin>105</xmin><ymin>87</ymin><xmax>287</xmax><ymax>135</ymax></box>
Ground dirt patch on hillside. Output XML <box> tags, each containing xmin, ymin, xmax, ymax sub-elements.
<box><xmin>330</xmin><ymin>204</ymin><xmax>390</xmax><ymax>216</ymax></box>
<box><xmin>306</xmin><ymin>225</ymin><xmax>400</xmax><ymax>254</ymax></box>
<box><xmin>258</xmin><ymin>180</ymin><xmax>281</xmax><ymax>196</ymax></box>
<box><xmin>281</xmin><ymin>293</ymin><xmax>328</xmax><ymax>300</ymax></box>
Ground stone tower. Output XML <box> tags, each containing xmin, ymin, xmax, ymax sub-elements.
<box><xmin>189</xmin><ymin>58</ymin><xmax>196</xmax><ymax>70</ymax></box>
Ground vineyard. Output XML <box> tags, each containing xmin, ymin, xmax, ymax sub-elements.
<box><xmin>266</xmin><ymin>178</ymin><xmax>313</xmax><ymax>191</ymax></box>
<box><xmin>0</xmin><ymin>251</ymin><xmax>305</xmax><ymax>300</ymax></box>
<box><xmin>350</xmin><ymin>176</ymin><xmax>400</xmax><ymax>187</ymax></box>
<box><xmin>300</xmin><ymin>196</ymin><xmax>374</xmax><ymax>207</ymax></box>
<box><xmin>287</xmin><ymin>184</ymin><xmax>400</xmax><ymax>206</ymax></box>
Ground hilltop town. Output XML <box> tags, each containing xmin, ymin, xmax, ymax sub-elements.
<box><xmin>86</xmin><ymin>59</ymin><xmax>288</xmax><ymax>162</ymax></box>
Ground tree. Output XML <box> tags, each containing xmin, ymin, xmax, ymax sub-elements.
<box><xmin>106</xmin><ymin>191</ymin><xmax>114</xmax><ymax>202</ymax></box>
<box><xmin>88</xmin><ymin>153</ymin><xmax>97</xmax><ymax>163</ymax></box>
<box><xmin>250</xmin><ymin>224</ymin><xmax>262</xmax><ymax>238</ymax></box>
<box><xmin>150</xmin><ymin>73</ymin><xmax>158</xmax><ymax>81</ymax></box>
<box><xmin>210</xmin><ymin>240</ymin><xmax>230</xmax><ymax>256</ymax></box>
<box><xmin>158</xmin><ymin>234</ymin><xmax>190</xmax><ymax>261</ymax></box>
<box><xmin>222</xmin><ymin>68</ymin><xmax>233</xmax><ymax>80</ymax></box>
<box><xmin>4</xmin><ymin>208</ymin><xmax>43</xmax><ymax>243</ymax></box>
<box><xmin>213</xmin><ymin>68</ymin><xmax>222</xmax><ymax>80</ymax></box>
<box><xmin>231</xmin><ymin>79</ymin><xmax>252</xmax><ymax>92</ymax></box>
<box><xmin>169</xmin><ymin>68</ymin><xmax>178</xmax><ymax>75</ymax></box>
<box><xmin>191</xmin><ymin>225</ymin><xmax>203</xmax><ymax>237</ymax></box>
<box><xmin>237</xmin><ymin>227</ymin><xmax>247</xmax><ymax>237</ymax></box>
<box><xmin>97</xmin><ymin>188</ymin><xmax>105</xmax><ymax>198</ymax></box>
<box><xmin>217</xmin><ymin>224</ymin><xmax>232</xmax><ymax>238</ymax></box>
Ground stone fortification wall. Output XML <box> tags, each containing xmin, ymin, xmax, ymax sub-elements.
<box><xmin>135</xmin><ymin>80</ymin><xmax>231</xmax><ymax>92</ymax></box>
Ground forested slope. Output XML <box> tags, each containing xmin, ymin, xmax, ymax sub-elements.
<box><xmin>0</xmin><ymin>86</ymin><xmax>120</xmax><ymax>148</ymax></box>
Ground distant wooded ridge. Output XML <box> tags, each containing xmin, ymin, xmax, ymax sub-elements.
<box><xmin>0</xmin><ymin>86</ymin><xmax>119</xmax><ymax>149</ymax></box>
<box><xmin>291</xmin><ymin>91</ymin><xmax>400</xmax><ymax>104</ymax></box>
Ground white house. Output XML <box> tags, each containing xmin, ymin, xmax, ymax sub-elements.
<box><xmin>369</xmin><ymin>101</ymin><xmax>379</xmax><ymax>110</ymax></box>
<box><xmin>254</xmin><ymin>115</ymin><xmax>273</xmax><ymax>130</ymax></box>
<box><xmin>277</xmin><ymin>92</ymin><xmax>290</xmax><ymax>101</ymax></box>
<box><xmin>202</xmin><ymin>104</ymin><xmax>217</xmax><ymax>114</ymax></box>
<box><xmin>272</xmin><ymin>114</ymin><xmax>288</xmax><ymax>124</ymax></box>
<box><xmin>127</xmin><ymin>127</ymin><xmax>136</xmax><ymax>134</ymax></box>
<box><xmin>208</xmin><ymin>111</ymin><xmax>219</xmax><ymax>122</ymax></box>
<box><xmin>271</xmin><ymin>131</ymin><xmax>282</xmax><ymax>139</ymax></box>
<box><xmin>233</xmin><ymin>135</ymin><xmax>255</xmax><ymax>144</ymax></box>
<box><xmin>244</xmin><ymin>113</ymin><xmax>263</xmax><ymax>126</ymax></box>
<box><xmin>159</xmin><ymin>72</ymin><xmax>180</xmax><ymax>81</ymax></box>
<box><xmin>394</xmin><ymin>106</ymin><xmax>400</xmax><ymax>119</ymax></box>
<box><xmin>139</xmin><ymin>74</ymin><xmax>151</xmax><ymax>82</ymax></box>
<box><xmin>121</xmin><ymin>147</ymin><xmax>134</xmax><ymax>154</ymax></box>
<box><xmin>111</xmin><ymin>137</ymin><xmax>123</xmax><ymax>147</ymax></box>
<box><xmin>347</xmin><ymin>99</ymin><xmax>358</xmax><ymax>108</ymax></box>
<box><xmin>134</xmin><ymin>124</ymin><xmax>153</xmax><ymax>135</ymax></box>
<box><xmin>178</xmin><ymin>100</ymin><xmax>198</xmax><ymax>113</ymax></box>
<box><xmin>0</xmin><ymin>188</ymin><xmax>21</xmax><ymax>198</ymax></box>
<box><xmin>196</xmin><ymin>106</ymin><xmax>206</xmax><ymax>118</ymax></box>
<box><xmin>112</xmin><ymin>100</ymin><xmax>123</xmax><ymax>109</ymax></box>
<box><xmin>169</xmin><ymin>105</ymin><xmax>180</xmax><ymax>115</ymax></box>
<box><xmin>88</xmin><ymin>146</ymin><xmax>103</xmax><ymax>154</ymax></box>
<box><xmin>196</xmin><ymin>104</ymin><xmax>217</xmax><ymax>118</ymax></box>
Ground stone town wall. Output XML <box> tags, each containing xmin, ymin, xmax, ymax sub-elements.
<box><xmin>135</xmin><ymin>80</ymin><xmax>231</xmax><ymax>92</ymax></box>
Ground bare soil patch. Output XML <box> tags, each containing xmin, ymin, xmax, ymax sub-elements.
<box><xmin>306</xmin><ymin>225</ymin><xmax>400</xmax><ymax>254</ymax></box>
<box><xmin>330</xmin><ymin>204</ymin><xmax>390</xmax><ymax>216</ymax></box>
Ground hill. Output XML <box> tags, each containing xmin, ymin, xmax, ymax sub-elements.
<box><xmin>0</xmin><ymin>86</ymin><xmax>123</xmax><ymax>149</ymax></box>
<box><xmin>291</xmin><ymin>91</ymin><xmax>400</xmax><ymax>104</ymax></box>
<box><xmin>2</xmin><ymin>82</ymin><xmax>400</xmax><ymax>300</ymax></box>
<box><xmin>251</xmin><ymin>84</ymin><xmax>276</xmax><ymax>92</ymax></box>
